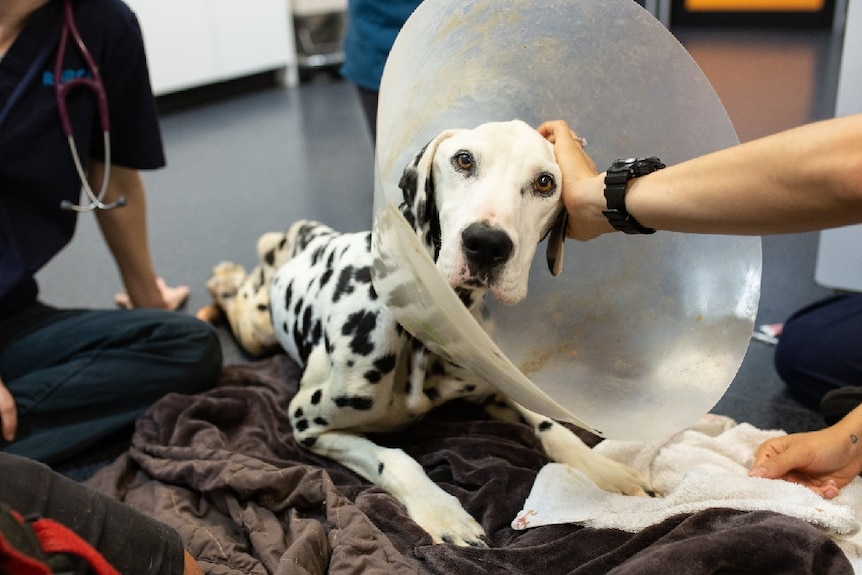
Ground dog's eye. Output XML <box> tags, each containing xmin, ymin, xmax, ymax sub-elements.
<box><xmin>452</xmin><ymin>152</ymin><xmax>474</xmax><ymax>171</ymax></box>
<box><xmin>533</xmin><ymin>173</ymin><xmax>556</xmax><ymax>196</ymax></box>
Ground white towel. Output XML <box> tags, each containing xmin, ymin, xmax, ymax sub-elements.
<box><xmin>513</xmin><ymin>414</ymin><xmax>862</xmax><ymax>571</ymax></box>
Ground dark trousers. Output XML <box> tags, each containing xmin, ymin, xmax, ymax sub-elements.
<box><xmin>0</xmin><ymin>306</ymin><xmax>222</xmax><ymax>465</ymax></box>
<box><xmin>775</xmin><ymin>294</ymin><xmax>862</xmax><ymax>411</ymax></box>
<box><xmin>357</xmin><ymin>86</ymin><xmax>378</xmax><ymax>143</ymax></box>
<box><xmin>0</xmin><ymin>453</ymin><xmax>184</xmax><ymax>574</ymax></box>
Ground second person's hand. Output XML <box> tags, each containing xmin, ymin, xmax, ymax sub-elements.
<box><xmin>0</xmin><ymin>375</ymin><xmax>17</xmax><ymax>443</ymax></box>
<box><xmin>750</xmin><ymin>409</ymin><xmax>862</xmax><ymax>499</ymax></box>
<box><xmin>115</xmin><ymin>277</ymin><xmax>190</xmax><ymax>311</ymax></box>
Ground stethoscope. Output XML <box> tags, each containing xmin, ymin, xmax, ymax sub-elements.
<box><xmin>56</xmin><ymin>0</ymin><xmax>125</xmax><ymax>211</ymax></box>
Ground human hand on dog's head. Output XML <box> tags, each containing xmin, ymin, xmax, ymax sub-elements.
<box><xmin>538</xmin><ymin>120</ymin><xmax>611</xmax><ymax>241</ymax></box>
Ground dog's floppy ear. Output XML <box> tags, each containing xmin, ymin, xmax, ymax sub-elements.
<box><xmin>398</xmin><ymin>130</ymin><xmax>456</xmax><ymax>260</ymax></box>
<box><xmin>545</xmin><ymin>208</ymin><xmax>567</xmax><ymax>277</ymax></box>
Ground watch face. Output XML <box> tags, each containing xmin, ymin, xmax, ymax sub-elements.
<box><xmin>610</xmin><ymin>159</ymin><xmax>633</xmax><ymax>171</ymax></box>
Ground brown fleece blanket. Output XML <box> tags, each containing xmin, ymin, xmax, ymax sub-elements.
<box><xmin>86</xmin><ymin>355</ymin><xmax>852</xmax><ymax>574</ymax></box>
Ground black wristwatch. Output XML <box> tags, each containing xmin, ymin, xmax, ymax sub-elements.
<box><xmin>603</xmin><ymin>157</ymin><xmax>665</xmax><ymax>234</ymax></box>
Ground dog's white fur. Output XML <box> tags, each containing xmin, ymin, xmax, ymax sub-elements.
<box><xmin>206</xmin><ymin>120</ymin><xmax>653</xmax><ymax>547</ymax></box>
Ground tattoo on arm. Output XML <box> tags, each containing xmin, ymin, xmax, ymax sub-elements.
<box><xmin>851</xmin><ymin>434</ymin><xmax>858</xmax><ymax>444</ymax></box>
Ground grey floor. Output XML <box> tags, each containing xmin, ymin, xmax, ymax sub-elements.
<box><xmin>37</xmin><ymin>24</ymin><xmax>846</xmax><ymax>434</ymax></box>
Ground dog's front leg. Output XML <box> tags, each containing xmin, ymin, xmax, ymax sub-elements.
<box><xmin>491</xmin><ymin>400</ymin><xmax>656</xmax><ymax>497</ymax></box>
<box><xmin>301</xmin><ymin>430</ymin><xmax>490</xmax><ymax>547</ymax></box>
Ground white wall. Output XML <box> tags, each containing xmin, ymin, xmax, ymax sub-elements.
<box><xmin>814</xmin><ymin>0</ymin><xmax>862</xmax><ymax>291</ymax></box>
<box><xmin>124</xmin><ymin>0</ymin><xmax>297</xmax><ymax>95</ymax></box>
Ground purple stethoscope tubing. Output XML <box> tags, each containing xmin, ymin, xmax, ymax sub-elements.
<box><xmin>56</xmin><ymin>0</ymin><xmax>125</xmax><ymax>211</ymax></box>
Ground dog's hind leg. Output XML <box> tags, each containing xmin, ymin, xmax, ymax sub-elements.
<box><xmin>206</xmin><ymin>261</ymin><xmax>278</xmax><ymax>357</ymax></box>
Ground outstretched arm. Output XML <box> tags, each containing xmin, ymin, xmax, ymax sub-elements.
<box><xmin>539</xmin><ymin>114</ymin><xmax>862</xmax><ymax>240</ymax></box>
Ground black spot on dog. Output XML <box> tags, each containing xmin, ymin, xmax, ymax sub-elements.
<box><xmin>333</xmin><ymin>395</ymin><xmax>374</xmax><ymax>410</ymax></box>
<box><xmin>377</xmin><ymin>462</ymin><xmax>385</xmax><ymax>475</ymax></box>
<box><xmin>538</xmin><ymin>420</ymin><xmax>554</xmax><ymax>432</ymax></box>
<box><xmin>256</xmin><ymin>303</ymin><xmax>268</xmax><ymax>312</ymax></box>
<box><xmin>333</xmin><ymin>266</ymin><xmax>356</xmax><ymax>303</ymax></box>
<box><xmin>364</xmin><ymin>369</ymin><xmax>383</xmax><ymax>384</ymax></box>
<box><xmin>294</xmin><ymin>408</ymin><xmax>304</xmax><ymax>418</ymax></box>
<box><xmin>301</xmin><ymin>437</ymin><xmax>317</xmax><ymax>448</ymax></box>
<box><xmin>310</xmin><ymin>245</ymin><xmax>326</xmax><ymax>266</ymax></box>
<box><xmin>424</xmin><ymin>388</ymin><xmax>440</xmax><ymax>402</ymax></box>
<box><xmin>292</xmin><ymin>324</ymin><xmax>307</xmax><ymax>362</ymax></box>
<box><xmin>311</xmin><ymin>390</ymin><xmax>322</xmax><ymax>405</ymax></box>
<box><xmin>342</xmin><ymin>310</ymin><xmax>377</xmax><ymax>356</ymax></box>
<box><xmin>302</xmin><ymin>306</ymin><xmax>313</xmax><ymax>334</ymax></box>
<box><xmin>399</xmin><ymin>166</ymin><xmax>419</xmax><ymax>206</ymax></box>
<box><xmin>363</xmin><ymin>354</ymin><xmax>397</xmax><ymax>383</ymax></box>
<box><xmin>296</xmin><ymin>419</ymin><xmax>309</xmax><ymax>432</ymax></box>
<box><xmin>313</xmin><ymin>417</ymin><xmax>328</xmax><ymax>426</ymax></box>
<box><xmin>354</xmin><ymin>266</ymin><xmax>372</xmax><ymax>284</ymax></box>
<box><xmin>297</xmin><ymin>223</ymin><xmax>316</xmax><ymax>250</ymax></box>
<box><xmin>375</xmin><ymin>354</ymin><xmax>397</xmax><ymax>374</ymax></box>
<box><xmin>429</xmin><ymin>360</ymin><xmax>447</xmax><ymax>377</ymax></box>
<box><xmin>283</xmin><ymin>281</ymin><xmax>294</xmax><ymax>311</ymax></box>
<box><xmin>319</xmin><ymin>267</ymin><xmax>333</xmax><ymax>289</ymax></box>
<box><xmin>455</xmin><ymin>288</ymin><xmax>475</xmax><ymax>308</ymax></box>
<box><xmin>310</xmin><ymin>319</ymin><xmax>322</xmax><ymax>347</ymax></box>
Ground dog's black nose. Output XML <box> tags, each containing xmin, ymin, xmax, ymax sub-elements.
<box><xmin>462</xmin><ymin>222</ymin><xmax>514</xmax><ymax>271</ymax></box>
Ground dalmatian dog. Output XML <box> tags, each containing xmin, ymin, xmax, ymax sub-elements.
<box><xmin>205</xmin><ymin>120</ymin><xmax>653</xmax><ymax>547</ymax></box>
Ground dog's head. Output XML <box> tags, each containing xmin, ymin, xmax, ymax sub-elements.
<box><xmin>398</xmin><ymin>120</ymin><xmax>566</xmax><ymax>306</ymax></box>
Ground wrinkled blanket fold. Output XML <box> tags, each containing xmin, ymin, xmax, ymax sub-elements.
<box><xmin>87</xmin><ymin>355</ymin><xmax>854</xmax><ymax>574</ymax></box>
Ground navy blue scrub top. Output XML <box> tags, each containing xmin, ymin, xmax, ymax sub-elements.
<box><xmin>0</xmin><ymin>0</ymin><xmax>165</xmax><ymax>320</ymax></box>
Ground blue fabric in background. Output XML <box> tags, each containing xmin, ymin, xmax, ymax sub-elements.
<box><xmin>341</xmin><ymin>0</ymin><xmax>421</xmax><ymax>91</ymax></box>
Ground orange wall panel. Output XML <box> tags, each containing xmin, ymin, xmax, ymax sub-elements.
<box><xmin>685</xmin><ymin>0</ymin><xmax>824</xmax><ymax>11</ymax></box>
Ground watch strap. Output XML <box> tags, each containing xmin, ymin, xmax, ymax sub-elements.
<box><xmin>602</xmin><ymin>157</ymin><xmax>665</xmax><ymax>234</ymax></box>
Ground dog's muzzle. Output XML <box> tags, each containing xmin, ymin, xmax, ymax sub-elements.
<box><xmin>461</xmin><ymin>222</ymin><xmax>514</xmax><ymax>282</ymax></box>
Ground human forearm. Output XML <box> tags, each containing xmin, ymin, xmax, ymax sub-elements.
<box><xmin>626</xmin><ymin>114</ymin><xmax>862</xmax><ymax>235</ymax></box>
<box><xmin>91</xmin><ymin>163</ymin><xmax>166</xmax><ymax>308</ymax></box>
<box><xmin>542</xmin><ymin>114</ymin><xmax>862</xmax><ymax>239</ymax></box>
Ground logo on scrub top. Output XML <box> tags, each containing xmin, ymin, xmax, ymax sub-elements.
<box><xmin>42</xmin><ymin>69</ymin><xmax>93</xmax><ymax>85</ymax></box>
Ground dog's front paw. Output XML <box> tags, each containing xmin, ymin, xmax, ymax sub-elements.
<box><xmin>407</xmin><ymin>491</ymin><xmax>490</xmax><ymax>547</ymax></box>
<box><xmin>588</xmin><ymin>457</ymin><xmax>657</xmax><ymax>497</ymax></box>
<box><xmin>206</xmin><ymin>261</ymin><xmax>247</xmax><ymax>302</ymax></box>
